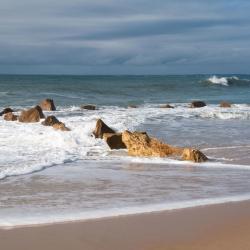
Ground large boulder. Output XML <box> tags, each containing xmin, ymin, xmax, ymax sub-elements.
<box><xmin>181</xmin><ymin>148</ymin><xmax>208</xmax><ymax>163</ymax></box>
<box><xmin>19</xmin><ymin>106</ymin><xmax>45</xmax><ymax>123</ymax></box>
<box><xmin>103</xmin><ymin>133</ymin><xmax>127</xmax><ymax>150</ymax></box>
<box><xmin>121</xmin><ymin>130</ymin><xmax>207</xmax><ymax>163</ymax></box>
<box><xmin>93</xmin><ymin>119</ymin><xmax>115</xmax><ymax>139</ymax></box>
<box><xmin>121</xmin><ymin>130</ymin><xmax>183</xmax><ymax>157</ymax></box>
<box><xmin>190</xmin><ymin>101</ymin><xmax>206</xmax><ymax>108</ymax></box>
<box><xmin>39</xmin><ymin>99</ymin><xmax>56</xmax><ymax>111</ymax></box>
<box><xmin>42</xmin><ymin>115</ymin><xmax>60</xmax><ymax>126</ymax></box>
<box><xmin>52</xmin><ymin>122</ymin><xmax>70</xmax><ymax>131</ymax></box>
<box><xmin>81</xmin><ymin>104</ymin><xmax>96</xmax><ymax>110</ymax></box>
<box><xmin>3</xmin><ymin>112</ymin><xmax>18</xmax><ymax>121</ymax></box>
<box><xmin>0</xmin><ymin>107</ymin><xmax>14</xmax><ymax>116</ymax></box>
<box><xmin>220</xmin><ymin>101</ymin><xmax>232</xmax><ymax>108</ymax></box>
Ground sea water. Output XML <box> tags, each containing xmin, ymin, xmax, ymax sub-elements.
<box><xmin>0</xmin><ymin>74</ymin><xmax>250</xmax><ymax>227</ymax></box>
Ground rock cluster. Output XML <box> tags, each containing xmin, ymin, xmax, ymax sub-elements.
<box><xmin>92</xmin><ymin>119</ymin><xmax>208</xmax><ymax>163</ymax></box>
<box><xmin>1</xmin><ymin>99</ymin><xmax>70</xmax><ymax>131</ymax></box>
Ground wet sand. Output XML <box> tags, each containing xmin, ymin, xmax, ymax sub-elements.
<box><xmin>0</xmin><ymin>201</ymin><xmax>250</xmax><ymax>250</ymax></box>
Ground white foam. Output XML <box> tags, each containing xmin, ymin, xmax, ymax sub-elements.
<box><xmin>208</xmin><ymin>75</ymin><xmax>230</xmax><ymax>86</ymax></box>
<box><xmin>1</xmin><ymin>194</ymin><xmax>250</xmax><ymax>229</ymax></box>
<box><xmin>1</xmin><ymin>104</ymin><xmax>250</xmax><ymax>179</ymax></box>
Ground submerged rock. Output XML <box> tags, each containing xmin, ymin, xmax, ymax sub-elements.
<box><xmin>19</xmin><ymin>106</ymin><xmax>45</xmax><ymax>123</ymax></box>
<box><xmin>3</xmin><ymin>112</ymin><xmax>18</xmax><ymax>121</ymax></box>
<box><xmin>181</xmin><ymin>148</ymin><xmax>208</xmax><ymax>163</ymax></box>
<box><xmin>190</xmin><ymin>101</ymin><xmax>206</xmax><ymax>108</ymax></box>
<box><xmin>0</xmin><ymin>107</ymin><xmax>14</xmax><ymax>116</ymax></box>
<box><xmin>128</xmin><ymin>105</ymin><xmax>137</xmax><ymax>108</ymax></box>
<box><xmin>52</xmin><ymin>122</ymin><xmax>70</xmax><ymax>131</ymax></box>
<box><xmin>103</xmin><ymin>133</ymin><xmax>126</xmax><ymax>150</ymax></box>
<box><xmin>39</xmin><ymin>99</ymin><xmax>56</xmax><ymax>111</ymax></box>
<box><xmin>42</xmin><ymin>115</ymin><xmax>60</xmax><ymax>126</ymax></box>
<box><xmin>220</xmin><ymin>101</ymin><xmax>232</xmax><ymax>108</ymax></box>
<box><xmin>159</xmin><ymin>104</ymin><xmax>174</xmax><ymax>108</ymax></box>
<box><xmin>93</xmin><ymin>119</ymin><xmax>116</xmax><ymax>139</ymax></box>
<box><xmin>81</xmin><ymin>104</ymin><xmax>96</xmax><ymax>110</ymax></box>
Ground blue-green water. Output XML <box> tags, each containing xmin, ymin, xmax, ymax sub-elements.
<box><xmin>1</xmin><ymin>75</ymin><xmax>250</xmax><ymax>108</ymax></box>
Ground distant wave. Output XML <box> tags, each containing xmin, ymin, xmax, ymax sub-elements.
<box><xmin>206</xmin><ymin>75</ymin><xmax>250</xmax><ymax>86</ymax></box>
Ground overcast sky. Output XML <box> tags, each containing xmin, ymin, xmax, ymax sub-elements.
<box><xmin>0</xmin><ymin>0</ymin><xmax>250</xmax><ymax>74</ymax></box>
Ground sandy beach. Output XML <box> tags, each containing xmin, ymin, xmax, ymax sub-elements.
<box><xmin>0</xmin><ymin>200</ymin><xmax>250</xmax><ymax>250</ymax></box>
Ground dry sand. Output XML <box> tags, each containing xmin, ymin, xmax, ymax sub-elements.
<box><xmin>0</xmin><ymin>201</ymin><xmax>250</xmax><ymax>250</ymax></box>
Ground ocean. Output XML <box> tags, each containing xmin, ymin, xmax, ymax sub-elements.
<box><xmin>0</xmin><ymin>74</ymin><xmax>250</xmax><ymax>227</ymax></box>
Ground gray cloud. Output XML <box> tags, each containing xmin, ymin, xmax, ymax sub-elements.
<box><xmin>0</xmin><ymin>0</ymin><xmax>250</xmax><ymax>74</ymax></box>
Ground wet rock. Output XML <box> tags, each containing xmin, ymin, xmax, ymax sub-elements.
<box><xmin>42</xmin><ymin>115</ymin><xmax>60</xmax><ymax>126</ymax></box>
<box><xmin>81</xmin><ymin>104</ymin><xmax>96</xmax><ymax>110</ymax></box>
<box><xmin>93</xmin><ymin>119</ymin><xmax>116</xmax><ymax>139</ymax></box>
<box><xmin>103</xmin><ymin>133</ymin><xmax>127</xmax><ymax>150</ymax></box>
<box><xmin>190</xmin><ymin>101</ymin><xmax>206</xmax><ymax>108</ymax></box>
<box><xmin>121</xmin><ymin>130</ymin><xmax>183</xmax><ymax>157</ymax></box>
<box><xmin>52</xmin><ymin>122</ymin><xmax>70</xmax><ymax>131</ymax></box>
<box><xmin>3</xmin><ymin>112</ymin><xmax>18</xmax><ymax>121</ymax></box>
<box><xmin>159</xmin><ymin>104</ymin><xmax>174</xmax><ymax>108</ymax></box>
<box><xmin>19</xmin><ymin>106</ymin><xmax>45</xmax><ymax>123</ymax></box>
<box><xmin>39</xmin><ymin>99</ymin><xmax>56</xmax><ymax>111</ymax></box>
<box><xmin>128</xmin><ymin>105</ymin><xmax>137</xmax><ymax>108</ymax></box>
<box><xmin>121</xmin><ymin>130</ymin><xmax>208</xmax><ymax>163</ymax></box>
<box><xmin>220</xmin><ymin>101</ymin><xmax>232</xmax><ymax>108</ymax></box>
<box><xmin>181</xmin><ymin>148</ymin><xmax>208</xmax><ymax>163</ymax></box>
<box><xmin>0</xmin><ymin>107</ymin><xmax>14</xmax><ymax>116</ymax></box>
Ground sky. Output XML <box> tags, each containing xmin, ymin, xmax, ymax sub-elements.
<box><xmin>0</xmin><ymin>0</ymin><xmax>250</xmax><ymax>75</ymax></box>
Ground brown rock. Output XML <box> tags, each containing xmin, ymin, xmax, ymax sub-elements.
<box><xmin>159</xmin><ymin>104</ymin><xmax>174</xmax><ymax>108</ymax></box>
<box><xmin>39</xmin><ymin>99</ymin><xmax>56</xmax><ymax>111</ymax></box>
<box><xmin>93</xmin><ymin>119</ymin><xmax>115</xmax><ymax>139</ymax></box>
<box><xmin>103</xmin><ymin>133</ymin><xmax>127</xmax><ymax>150</ymax></box>
<box><xmin>181</xmin><ymin>148</ymin><xmax>208</xmax><ymax>163</ymax></box>
<box><xmin>81</xmin><ymin>104</ymin><xmax>96</xmax><ymax>110</ymax></box>
<box><xmin>121</xmin><ymin>130</ymin><xmax>183</xmax><ymax>157</ymax></box>
<box><xmin>190</xmin><ymin>101</ymin><xmax>206</xmax><ymax>108</ymax></box>
<box><xmin>42</xmin><ymin>115</ymin><xmax>60</xmax><ymax>126</ymax></box>
<box><xmin>52</xmin><ymin>122</ymin><xmax>70</xmax><ymax>131</ymax></box>
<box><xmin>3</xmin><ymin>112</ymin><xmax>18</xmax><ymax>121</ymax></box>
<box><xmin>0</xmin><ymin>107</ymin><xmax>14</xmax><ymax>116</ymax></box>
<box><xmin>121</xmin><ymin>130</ymin><xmax>207</xmax><ymax>163</ymax></box>
<box><xmin>220</xmin><ymin>101</ymin><xmax>232</xmax><ymax>108</ymax></box>
<box><xmin>19</xmin><ymin>106</ymin><xmax>45</xmax><ymax>123</ymax></box>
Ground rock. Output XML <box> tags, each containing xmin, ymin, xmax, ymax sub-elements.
<box><xmin>181</xmin><ymin>148</ymin><xmax>208</xmax><ymax>163</ymax></box>
<box><xmin>220</xmin><ymin>101</ymin><xmax>232</xmax><ymax>108</ymax></box>
<box><xmin>42</xmin><ymin>115</ymin><xmax>60</xmax><ymax>126</ymax></box>
<box><xmin>121</xmin><ymin>130</ymin><xmax>183</xmax><ymax>157</ymax></box>
<box><xmin>81</xmin><ymin>104</ymin><xmax>96</xmax><ymax>110</ymax></box>
<box><xmin>19</xmin><ymin>106</ymin><xmax>45</xmax><ymax>123</ymax></box>
<box><xmin>103</xmin><ymin>133</ymin><xmax>127</xmax><ymax>150</ymax></box>
<box><xmin>93</xmin><ymin>119</ymin><xmax>116</xmax><ymax>139</ymax></box>
<box><xmin>128</xmin><ymin>105</ymin><xmax>137</xmax><ymax>108</ymax></box>
<box><xmin>52</xmin><ymin>122</ymin><xmax>70</xmax><ymax>131</ymax></box>
<box><xmin>190</xmin><ymin>101</ymin><xmax>206</xmax><ymax>108</ymax></box>
<box><xmin>159</xmin><ymin>104</ymin><xmax>174</xmax><ymax>108</ymax></box>
<box><xmin>121</xmin><ymin>130</ymin><xmax>208</xmax><ymax>163</ymax></box>
<box><xmin>39</xmin><ymin>99</ymin><xmax>56</xmax><ymax>111</ymax></box>
<box><xmin>0</xmin><ymin>107</ymin><xmax>14</xmax><ymax>116</ymax></box>
<box><xmin>3</xmin><ymin>112</ymin><xmax>18</xmax><ymax>121</ymax></box>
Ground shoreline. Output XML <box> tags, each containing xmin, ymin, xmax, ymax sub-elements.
<box><xmin>1</xmin><ymin>200</ymin><xmax>250</xmax><ymax>250</ymax></box>
<box><xmin>1</xmin><ymin>194</ymin><xmax>250</xmax><ymax>229</ymax></box>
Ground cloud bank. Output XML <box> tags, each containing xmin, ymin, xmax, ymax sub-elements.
<box><xmin>0</xmin><ymin>0</ymin><xmax>250</xmax><ymax>74</ymax></box>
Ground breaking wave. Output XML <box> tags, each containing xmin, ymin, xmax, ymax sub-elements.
<box><xmin>206</xmin><ymin>75</ymin><xmax>250</xmax><ymax>86</ymax></box>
